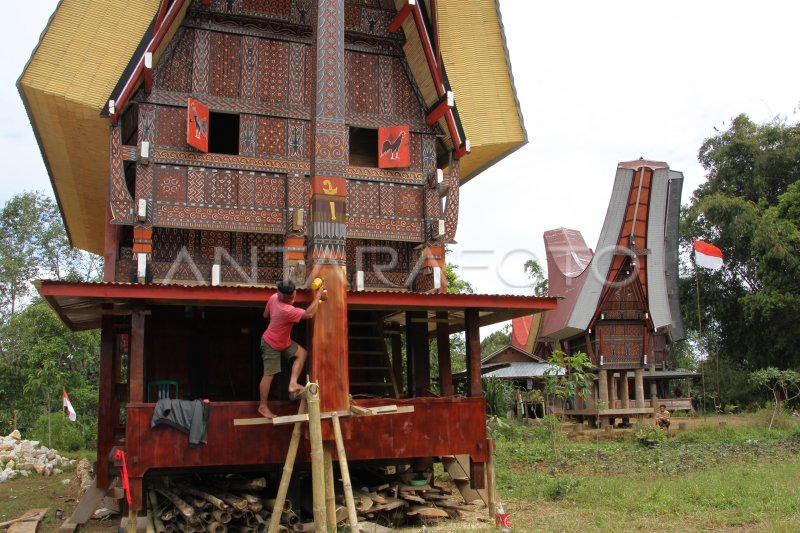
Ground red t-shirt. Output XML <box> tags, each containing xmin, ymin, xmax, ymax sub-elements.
<box><xmin>262</xmin><ymin>293</ymin><xmax>305</xmax><ymax>350</ymax></box>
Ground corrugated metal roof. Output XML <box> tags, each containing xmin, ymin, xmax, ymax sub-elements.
<box><xmin>483</xmin><ymin>362</ymin><xmax>561</xmax><ymax>379</ymax></box>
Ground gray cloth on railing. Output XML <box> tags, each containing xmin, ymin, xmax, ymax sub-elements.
<box><xmin>150</xmin><ymin>399</ymin><xmax>209</xmax><ymax>447</ymax></box>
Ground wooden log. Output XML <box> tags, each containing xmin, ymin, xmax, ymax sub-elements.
<box><xmin>405</xmin><ymin>506</ymin><xmax>449</xmax><ymax>518</ymax></box>
<box><xmin>291</xmin><ymin>523</ymin><xmax>315</xmax><ymax>533</ymax></box>
<box><xmin>332</xmin><ymin>412</ymin><xmax>360</xmax><ymax>532</ymax></box>
<box><xmin>355</xmin><ymin>495</ymin><xmax>373</xmax><ymax>512</ymax></box>
<box><xmin>486</xmin><ymin>438</ymin><xmax>497</xmax><ymax>520</ymax></box>
<box><xmin>211</xmin><ymin>509</ymin><xmax>232</xmax><ymax>524</ymax></box>
<box><xmin>400</xmin><ymin>493</ymin><xmax>426</xmax><ymax>504</ymax></box>
<box><xmin>147</xmin><ymin>491</ymin><xmax>167</xmax><ymax>533</ymax></box>
<box><xmin>156</xmin><ymin>489</ymin><xmax>195</xmax><ymax>520</ymax></box>
<box><xmin>268</xmin><ymin>399</ymin><xmax>307</xmax><ymax>533</ymax></box>
<box><xmin>182</xmin><ymin>488</ymin><xmax>229</xmax><ymax>511</ymax></box>
<box><xmin>146</xmin><ymin>511</ymin><xmax>156</xmax><ymax>533</ymax></box>
<box><xmin>323</xmin><ymin>443</ymin><xmax>337</xmax><ymax>528</ymax></box>
<box><xmin>217</xmin><ymin>492</ymin><xmax>249</xmax><ymax>512</ymax></box>
<box><xmin>222</xmin><ymin>477</ymin><xmax>267</xmax><ymax>490</ymax></box>
<box><xmin>306</xmin><ymin>383</ymin><xmax>328</xmax><ymax>532</ymax></box>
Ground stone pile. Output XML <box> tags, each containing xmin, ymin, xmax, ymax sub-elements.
<box><xmin>0</xmin><ymin>429</ymin><xmax>74</xmax><ymax>483</ymax></box>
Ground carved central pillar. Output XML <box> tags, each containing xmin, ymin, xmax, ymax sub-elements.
<box><xmin>634</xmin><ymin>368</ymin><xmax>645</xmax><ymax>408</ymax></box>
<box><xmin>308</xmin><ymin>0</ymin><xmax>349</xmax><ymax>413</ymax></box>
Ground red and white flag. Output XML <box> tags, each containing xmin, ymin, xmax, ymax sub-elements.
<box><xmin>62</xmin><ymin>389</ymin><xmax>76</xmax><ymax>422</ymax></box>
<box><xmin>694</xmin><ymin>240</ymin><xmax>723</xmax><ymax>271</ymax></box>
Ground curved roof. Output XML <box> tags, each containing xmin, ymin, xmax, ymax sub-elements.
<box><xmin>20</xmin><ymin>0</ymin><xmax>526</xmax><ymax>253</ymax></box>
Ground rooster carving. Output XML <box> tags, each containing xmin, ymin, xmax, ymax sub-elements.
<box><xmin>381</xmin><ymin>130</ymin><xmax>405</xmax><ymax>160</ymax></box>
<box><xmin>191</xmin><ymin>103</ymin><xmax>207</xmax><ymax>140</ymax></box>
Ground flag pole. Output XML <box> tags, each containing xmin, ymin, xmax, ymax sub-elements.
<box><xmin>694</xmin><ymin>249</ymin><xmax>706</xmax><ymax>415</ymax></box>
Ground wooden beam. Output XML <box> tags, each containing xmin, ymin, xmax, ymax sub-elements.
<box><xmin>436</xmin><ymin>311</ymin><xmax>453</xmax><ymax>396</ymax></box>
<box><xmin>129</xmin><ymin>307</ymin><xmax>145</xmax><ymax>404</ymax></box>
<box><xmin>426</xmin><ymin>91</ymin><xmax>453</xmax><ymax>126</ymax></box>
<box><xmin>96</xmin><ymin>316</ymin><xmax>115</xmax><ymax>489</ymax></box>
<box><xmin>453</xmin><ymin>139</ymin><xmax>471</xmax><ymax>160</ymax></box>
<box><xmin>143</xmin><ymin>53</ymin><xmax>153</xmax><ymax>94</ymax></box>
<box><xmin>388</xmin><ymin>0</ymin><xmax>415</xmax><ymax>33</ymax></box>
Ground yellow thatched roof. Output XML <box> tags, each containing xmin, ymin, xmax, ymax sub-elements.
<box><xmin>21</xmin><ymin>0</ymin><xmax>525</xmax><ymax>253</ymax></box>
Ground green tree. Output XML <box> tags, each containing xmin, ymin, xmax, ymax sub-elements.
<box><xmin>681</xmin><ymin>114</ymin><xmax>800</xmax><ymax>397</ymax></box>
<box><xmin>523</xmin><ymin>258</ymin><xmax>548</xmax><ymax>296</ymax></box>
<box><xmin>542</xmin><ymin>350</ymin><xmax>594</xmax><ymax>458</ymax></box>
<box><xmin>750</xmin><ymin>367</ymin><xmax>800</xmax><ymax>430</ymax></box>
<box><xmin>480</xmin><ymin>324</ymin><xmax>511</xmax><ymax>357</ymax></box>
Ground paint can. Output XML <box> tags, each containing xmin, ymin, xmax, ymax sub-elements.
<box><xmin>55</xmin><ymin>509</ymin><xmax>63</xmax><ymax>520</ymax></box>
<box><xmin>495</xmin><ymin>504</ymin><xmax>512</xmax><ymax>532</ymax></box>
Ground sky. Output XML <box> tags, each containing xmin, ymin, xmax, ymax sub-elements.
<box><xmin>3</xmin><ymin>1</ymin><xmax>800</xmax><ymax>303</ymax></box>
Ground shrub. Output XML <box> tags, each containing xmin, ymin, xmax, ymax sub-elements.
<box><xmin>547</xmin><ymin>477</ymin><xmax>580</xmax><ymax>501</ymax></box>
<box><xmin>634</xmin><ymin>424</ymin><xmax>665</xmax><ymax>447</ymax></box>
<box><xmin>30</xmin><ymin>412</ymin><xmax>84</xmax><ymax>451</ymax></box>
<box><xmin>483</xmin><ymin>377</ymin><xmax>517</xmax><ymax>417</ymax></box>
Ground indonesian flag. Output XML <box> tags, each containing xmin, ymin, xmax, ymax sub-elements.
<box><xmin>694</xmin><ymin>240</ymin><xmax>723</xmax><ymax>271</ymax></box>
<box><xmin>62</xmin><ymin>389</ymin><xmax>76</xmax><ymax>422</ymax></box>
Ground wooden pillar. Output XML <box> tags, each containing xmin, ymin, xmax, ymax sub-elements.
<box><xmin>129</xmin><ymin>307</ymin><xmax>145</xmax><ymax>403</ymax></box>
<box><xmin>464</xmin><ymin>308</ymin><xmax>481</xmax><ymax>397</ymax></box>
<box><xmin>609</xmin><ymin>372</ymin><xmax>618</xmax><ymax>410</ymax></box>
<box><xmin>96</xmin><ymin>315</ymin><xmax>115</xmax><ymax>489</ymax></box>
<box><xmin>405</xmin><ymin>311</ymin><xmax>427</xmax><ymax>397</ymax></box>
<box><xmin>620</xmin><ymin>372</ymin><xmax>630</xmax><ymax>409</ymax></box>
<box><xmin>597</xmin><ymin>369</ymin><xmax>608</xmax><ymax>409</ymax></box>
<box><xmin>391</xmin><ymin>333</ymin><xmax>403</xmax><ymax>395</ymax></box>
<box><xmin>634</xmin><ymin>368</ymin><xmax>645</xmax><ymax>408</ymax></box>
<box><xmin>308</xmin><ymin>0</ymin><xmax>349</xmax><ymax>414</ymax></box>
<box><xmin>103</xmin><ymin>202</ymin><xmax>119</xmax><ymax>282</ymax></box>
<box><xmin>436</xmin><ymin>311</ymin><xmax>453</xmax><ymax>396</ymax></box>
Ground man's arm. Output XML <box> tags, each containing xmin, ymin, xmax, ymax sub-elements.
<box><xmin>302</xmin><ymin>287</ymin><xmax>324</xmax><ymax>319</ymax></box>
<box><xmin>263</xmin><ymin>300</ymin><xmax>270</xmax><ymax>319</ymax></box>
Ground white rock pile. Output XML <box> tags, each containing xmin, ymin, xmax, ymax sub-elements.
<box><xmin>0</xmin><ymin>429</ymin><xmax>75</xmax><ymax>483</ymax></box>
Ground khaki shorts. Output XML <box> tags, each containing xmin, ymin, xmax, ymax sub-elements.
<box><xmin>261</xmin><ymin>339</ymin><xmax>299</xmax><ymax>376</ymax></box>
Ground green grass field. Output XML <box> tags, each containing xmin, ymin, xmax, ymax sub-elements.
<box><xmin>3</xmin><ymin>414</ymin><xmax>799</xmax><ymax>532</ymax></box>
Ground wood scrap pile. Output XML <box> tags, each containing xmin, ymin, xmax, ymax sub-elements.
<box><xmin>145</xmin><ymin>474</ymin><xmax>298</xmax><ymax>533</ymax></box>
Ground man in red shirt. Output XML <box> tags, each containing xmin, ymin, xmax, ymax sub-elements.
<box><xmin>258</xmin><ymin>280</ymin><xmax>324</xmax><ymax>418</ymax></box>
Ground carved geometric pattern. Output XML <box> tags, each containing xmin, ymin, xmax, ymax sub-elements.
<box><xmin>599</xmin><ymin>324</ymin><xmax>645</xmax><ymax>367</ymax></box>
<box><xmin>392</xmin><ymin>58</ymin><xmax>424</xmax><ymax>122</ymax></box>
<box><xmin>241</xmin><ymin>0</ymin><xmax>292</xmax><ymax>19</ymax></box>
<box><xmin>287</xmin><ymin>120</ymin><xmax>306</xmax><ymax>159</ymax></box>
<box><xmin>422</xmin><ymin>135</ymin><xmax>436</xmax><ymax>179</ymax></box>
<box><xmin>152</xmin><ymin>227</ymin><xmax>190</xmax><ymax>262</ymax></box>
<box><xmin>241</xmin><ymin>36</ymin><xmax>259</xmax><ymax>99</ymax></box>
<box><xmin>346</xmin><ymin>217</ymin><xmax>424</xmax><ymax>242</ymax></box>
<box><xmin>346</xmin><ymin>51</ymin><xmax>378</xmax><ymax>115</ymax></box>
<box><xmin>254</xmin><ymin>175</ymin><xmax>285</xmax><ymax>209</ymax></box>
<box><xmin>346</xmin><ymin>239</ymin><xmax>414</xmax><ymax>288</ymax></box>
<box><xmin>136</xmin><ymin>164</ymin><xmax>154</xmax><ymax>204</ymax></box>
<box><xmin>207</xmin><ymin>170</ymin><xmax>237</xmax><ymax>206</ymax></box>
<box><xmin>425</xmin><ymin>187</ymin><xmax>442</xmax><ymax>219</ymax></box>
<box><xmin>346</xmin><ymin>166</ymin><xmax>424</xmax><ymax>185</ymax></box>
<box><xmin>154</xmin><ymin>203</ymin><xmax>285</xmax><ymax>233</ymax></box>
<box><xmin>443</xmin><ymin>158</ymin><xmax>460</xmax><ymax>242</ymax></box>
<box><xmin>156</xmin><ymin>166</ymin><xmax>188</xmax><ymax>203</ymax></box>
<box><xmin>313</xmin><ymin>129</ymin><xmax>348</xmax><ymax>170</ymax></box>
<box><xmin>187</xmin><ymin>167</ymin><xmax>205</xmax><ymax>204</ymax></box>
<box><xmin>200</xmin><ymin>230</ymin><xmax>232</xmax><ymax>261</ymax></box>
<box><xmin>138</xmin><ymin>104</ymin><xmax>156</xmax><ymax>145</ymax></box>
<box><xmin>155</xmin><ymin>106</ymin><xmax>186</xmax><ymax>149</ymax></box>
<box><xmin>378</xmin><ymin>56</ymin><xmax>393</xmax><ymax>116</ymax></box>
<box><xmin>602</xmin><ymin>283</ymin><xmax>645</xmax><ymax>320</ymax></box>
<box><xmin>408</xmin><ymin>132</ymin><xmax>421</xmax><ymax>171</ymax></box>
<box><xmin>243</xmin><ymin>232</ymin><xmax>282</xmax><ymax>267</ymax></box>
<box><xmin>315</xmin><ymin>0</ymin><xmax>345</xmax><ymax>123</ymax></box>
<box><xmin>192</xmin><ymin>30</ymin><xmax>210</xmax><ymax>94</ymax></box>
<box><xmin>240</xmin><ymin>114</ymin><xmax>258</xmax><ymax>156</ymax></box>
<box><xmin>395</xmin><ymin>186</ymin><xmax>422</xmax><ymax>218</ymax></box>
<box><xmin>259</xmin><ymin>39</ymin><xmax>289</xmax><ymax>105</ymax></box>
<box><xmin>288</xmin><ymin>42</ymin><xmax>308</xmax><ymax>106</ymax></box>
<box><xmin>256</xmin><ymin>117</ymin><xmax>287</xmax><ymax>157</ymax></box>
<box><xmin>292</xmin><ymin>0</ymin><xmax>312</xmax><ymax>25</ymax></box>
<box><xmin>210</xmin><ymin>31</ymin><xmax>241</xmax><ymax>98</ymax></box>
<box><xmin>154</xmin><ymin>28</ymin><xmax>193</xmax><ymax>93</ymax></box>
<box><xmin>288</xmin><ymin>175</ymin><xmax>309</xmax><ymax>210</ymax></box>
<box><xmin>151</xmin><ymin>148</ymin><xmax>311</xmax><ymax>174</ymax></box>
<box><xmin>148</xmin><ymin>90</ymin><xmax>310</xmax><ymax>120</ymax></box>
<box><xmin>238</xmin><ymin>173</ymin><xmax>256</xmax><ymax>207</ymax></box>
<box><xmin>344</xmin><ymin>4</ymin><xmax>360</xmax><ymax>29</ymax></box>
<box><xmin>109</xmin><ymin>125</ymin><xmax>134</xmax><ymax>224</ymax></box>
<box><xmin>348</xmin><ymin>181</ymin><xmax>379</xmax><ymax>217</ymax></box>
<box><xmin>209</xmin><ymin>0</ymin><xmax>242</xmax><ymax>14</ymax></box>
<box><xmin>379</xmin><ymin>183</ymin><xmax>395</xmax><ymax>217</ymax></box>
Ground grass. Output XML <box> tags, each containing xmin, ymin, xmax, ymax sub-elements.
<box><xmin>4</xmin><ymin>416</ymin><xmax>800</xmax><ymax>532</ymax></box>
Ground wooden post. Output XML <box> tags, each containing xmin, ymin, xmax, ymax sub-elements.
<box><xmin>405</xmin><ymin>311</ymin><xmax>425</xmax><ymax>396</ymax></box>
<box><xmin>323</xmin><ymin>443</ymin><xmax>336</xmax><ymax>529</ymax></box>
<box><xmin>129</xmin><ymin>307</ymin><xmax>145</xmax><ymax>403</ymax></box>
<box><xmin>620</xmin><ymin>372</ymin><xmax>630</xmax><ymax>409</ymax></box>
<box><xmin>486</xmin><ymin>439</ymin><xmax>497</xmax><ymax>519</ymax></box>
<box><xmin>331</xmin><ymin>413</ymin><xmax>359</xmax><ymax>532</ymax></box>
<box><xmin>465</xmin><ymin>309</ymin><xmax>482</xmax><ymax>397</ymax></box>
<box><xmin>97</xmin><ymin>315</ymin><xmax>115</xmax><ymax>489</ymax></box>
<box><xmin>391</xmin><ymin>333</ymin><xmax>403</xmax><ymax>395</ymax></box>
<box><xmin>609</xmin><ymin>372</ymin><xmax>618</xmax><ymax>410</ymax></box>
<box><xmin>436</xmin><ymin>311</ymin><xmax>453</xmax><ymax>396</ymax></box>
<box><xmin>268</xmin><ymin>400</ymin><xmax>308</xmax><ymax>533</ymax></box>
<box><xmin>634</xmin><ymin>368</ymin><xmax>645</xmax><ymax>408</ymax></box>
<box><xmin>597</xmin><ymin>369</ymin><xmax>609</xmax><ymax>427</ymax></box>
<box><xmin>305</xmin><ymin>383</ymin><xmax>328</xmax><ymax>532</ymax></box>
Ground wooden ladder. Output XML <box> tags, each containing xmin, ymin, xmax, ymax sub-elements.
<box><xmin>348</xmin><ymin>311</ymin><xmax>399</xmax><ymax>398</ymax></box>
<box><xmin>440</xmin><ymin>455</ymin><xmax>488</xmax><ymax>506</ymax></box>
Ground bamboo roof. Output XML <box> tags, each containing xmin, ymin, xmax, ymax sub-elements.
<box><xmin>20</xmin><ymin>0</ymin><xmax>526</xmax><ymax>253</ymax></box>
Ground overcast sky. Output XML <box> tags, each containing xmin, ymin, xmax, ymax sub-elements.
<box><xmin>3</xmin><ymin>1</ymin><xmax>800</xmax><ymax>302</ymax></box>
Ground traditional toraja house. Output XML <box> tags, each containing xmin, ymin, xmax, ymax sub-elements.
<box><xmin>512</xmin><ymin>159</ymin><xmax>695</xmax><ymax>426</ymax></box>
<box><xmin>19</xmin><ymin>0</ymin><xmax>558</xmax><ymax>517</ymax></box>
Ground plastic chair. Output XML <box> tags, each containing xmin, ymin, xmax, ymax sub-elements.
<box><xmin>147</xmin><ymin>380</ymin><xmax>179</xmax><ymax>402</ymax></box>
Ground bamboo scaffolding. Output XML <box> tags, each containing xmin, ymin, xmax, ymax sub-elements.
<box><xmin>332</xmin><ymin>412</ymin><xmax>360</xmax><ymax>532</ymax></box>
<box><xmin>268</xmin><ymin>398</ymin><xmax>309</xmax><ymax>533</ymax></box>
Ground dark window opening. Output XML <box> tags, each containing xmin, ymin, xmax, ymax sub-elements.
<box><xmin>209</xmin><ymin>112</ymin><xmax>240</xmax><ymax>155</ymax></box>
<box><xmin>120</xmin><ymin>105</ymin><xmax>138</xmax><ymax>145</ymax></box>
<box><xmin>349</xmin><ymin>127</ymin><xmax>378</xmax><ymax>167</ymax></box>
<box><xmin>124</xmin><ymin>161</ymin><xmax>136</xmax><ymax>198</ymax></box>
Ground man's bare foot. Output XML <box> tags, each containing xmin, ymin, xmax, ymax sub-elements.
<box><xmin>288</xmin><ymin>383</ymin><xmax>304</xmax><ymax>394</ymax></box>
<box><xmin>257</xmin><ymin>405</ymin><xmax>277</xmax><ymax>418</ymax></box>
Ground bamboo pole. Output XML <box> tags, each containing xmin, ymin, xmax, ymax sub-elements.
<box><xmin>323</xmin><ymin>443</ymin><xmax>337</xmax><ymax>528</ymax></box>
<box><xmin>268</xmin><ymin>399</ymin><xmax>308</xmax><ymax>533</ymax></box>
<box><xmin>306</xmin><ymin>383</ymin><xmax>328</xmax><ymax>532</ymax></box>
<box><xmin>331</xmin><ymin>412</ymin><xmax>359</xmax><ymax>532</ymax></box>
<box><xmin>486</xmin><ymin>439</ymin><xmax>497</xmax><ymax>520</ymax></box>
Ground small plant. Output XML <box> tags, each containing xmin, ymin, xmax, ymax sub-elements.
<box><xmin>30</xmin><ymin>412</ymin><xmax>84</xmax><ymax>451</ymax></box>
<box><xmin>634</xmin><ymin>424</ymin><xmax>665</xmax><ymax>448</ymax></box>
<box><xmin>547</xmin><ymin>477</ymin><xmax>580</xmax><ymax>501</ymax></box>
